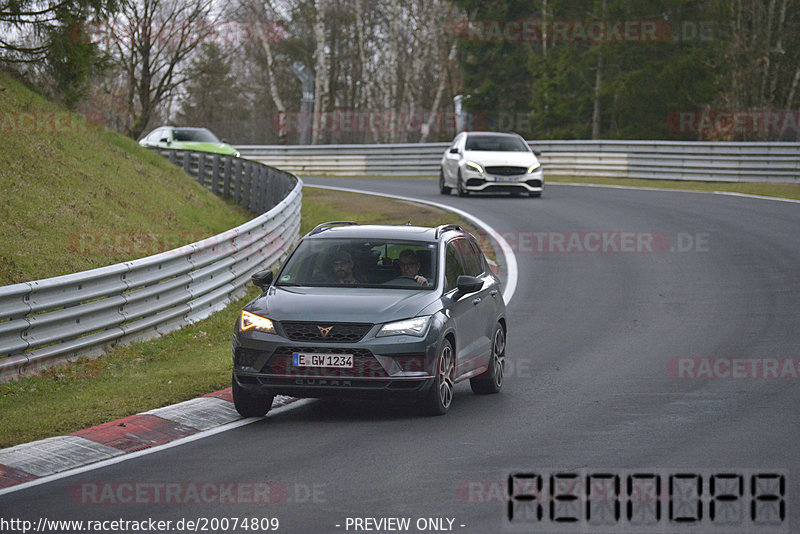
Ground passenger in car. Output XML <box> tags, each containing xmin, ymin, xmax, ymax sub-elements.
<box><xmin>330</xmin><ymin>250</ymin><xmax>358</xmax><ymax>284</ymax></box>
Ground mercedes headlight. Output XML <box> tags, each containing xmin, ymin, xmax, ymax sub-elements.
<box><xmin>527</xmin><ymin>162</ymin><xmax>541</xmax><ymax>173</ymax></box>
<box><xmin>465</xmin><ymin>161</ymin><xmax>484</xmax><ymax>174</ymax></box>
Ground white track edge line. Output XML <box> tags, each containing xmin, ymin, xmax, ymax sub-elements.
<box><xmin>0</xmin><ymin>399</ymin><xmax>315</xmax><ymax>497</ymax></box>
<box><xmin>710</xmin><ymin>191</ymin><xmax>800</xmax><ymax>203</ymax></box>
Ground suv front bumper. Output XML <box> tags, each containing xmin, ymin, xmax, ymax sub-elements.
<box><xmin>232</xmin><ymin>323</ymin><xmax>441</xmax><ymax>399</ymax></box>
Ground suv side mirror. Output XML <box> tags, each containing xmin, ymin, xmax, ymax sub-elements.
<box><xmin>455</xmin><ymin>274</ymin><xmax>482</xmax><ymax>298</ymax></box>
<box><xmin>449</xmin><ymin>147</ymin><xmax>459</xmax><ymax>154</ymax></box>
<box><xmin>251</xmin><ymin>270</ymin><xmax>274</xmax><ymax>290</ymax></box>
<box><xmin>160</xmin><ymin>137</ymin><xmax>170</xmax><ymax>144</ymax></box>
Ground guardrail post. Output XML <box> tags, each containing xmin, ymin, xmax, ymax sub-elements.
<box><xmin>223</xmin><ymin>157</ymin><xmax>232</xmax><ymax>198</ymax></box>
<box><xmin>258</xmin><ymin>166</ymin><xmax>268</xmax><ymax>213</ymax></box>
<box><xmin>245</xmin><ymin>162</ymin><xmax>255</xmax><ymax>213</ymax></box>
<box><xmin>240</xmin><ymin>161</ymin><xmax>248</xmax><ymax>210</ymax></box>
<box><xmin>252</xmin><ymin>163</ymin><xmax>259</xmax><ymax>210</ymax></box>
<box><xmin>250</xmin><ymin>165</ymin><xmax>260</xmax><ymax>213</ymax></box>
<box><xmin>0</xmin><ymin>284</ymin><xmax>33</xmax><ymax>362</ymax></box>
<box><xmin>277</xmin><ymin>170</ymin><xmax>286</xmax><ymax>207</ymax></box>
<box><xmin>211</xmin><ymin>155</ymin><xmax>221</xmax><ymax>195</ymax></box>
<box><xmin>264</xmin><ymin>168</ymin><xmax>274</xmax><ymax>209</ymax></box>
<box><xmin>183</xmin><ymin>151</ymin><xmax>191</xmax><ymax>175</ymax></box>
<box><xmin>197</xmin><ymin>153</ymin><xmax>206</xmax><ymax>187</ymax></box>
<box><xmin>234</xmin><ymin>158</ymin><xmax>243</xmax><ymax>205</ymax></box>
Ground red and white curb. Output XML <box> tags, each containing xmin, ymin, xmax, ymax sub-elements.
<box><xmin>0</xmin><ymin>390</ymin><xmax>296</xmax><ymax>491</ymax></box>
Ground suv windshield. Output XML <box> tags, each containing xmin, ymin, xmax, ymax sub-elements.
<box><xmin>465</xmin><ymin>134</ymin><xmax>529</xmax><ymax>152</ymax></box>
<box><xmin>173</xmin><ymin>129</ymin><xmax>220</xmax><ymax>143</ymax></box>
<box><xmin>276</xmin><ymin>238</ymin><xmax>438</xmax><ymax>289</ymax></box>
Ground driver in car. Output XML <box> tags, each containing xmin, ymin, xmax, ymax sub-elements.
<box><xmin>398</xmin><ymin>249</ymin><xmax>429</xmax><ymax>287</ymax></box>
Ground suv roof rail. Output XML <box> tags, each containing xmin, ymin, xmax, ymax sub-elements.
<box><xmin>309</xmin><ymin>221</ymin><xmax>358</xmax><ymax>235</ymax></box>
<box><xmin>434</xmin><ymin>224</ymin><xmax>462</xmax><ymax>239</ymax></box>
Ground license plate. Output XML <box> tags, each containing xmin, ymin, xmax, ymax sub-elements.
<box><xmin>292</xmin><ymin>352</ymin><xmax>353</xmax><ymax>368</ymax></box>
<box><xmin>494</xmin><ymin>175</ymin><xmax>518</xmax><ymax>182</ymax></box>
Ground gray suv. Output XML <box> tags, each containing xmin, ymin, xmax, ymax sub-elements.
<box><xmin>232</xmin><ymin>222</ymin><xmax>507</xmax><ymax>416</ymax></box>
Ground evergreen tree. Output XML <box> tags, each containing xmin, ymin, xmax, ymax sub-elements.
<box><xmin>176</xmin><ymin>43</ymin><xmax>250</xmax><ymax>142</ymax></box>
<box><xmin>1</xmin><ymin>0</ymin><xmax>116</xmax><ymax>108</ymax></box>
<box><xmin>450</xmin><ymin>0</ymin><xmax>798</xmax><ymax>140</ymax></box>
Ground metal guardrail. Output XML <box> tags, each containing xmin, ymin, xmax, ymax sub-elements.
<box><xmin>0</xmin><ymin>150</ymin><xmax>302</xmax><ymax>380</ymax></box>
<box><xmin>162</xmin><ymin>149</ymin><xmax>299</xmax><ymax>214</ymax></box>
<box><xmin>238</xmin><ymin>140</ymin><xmax>800</xmax><ymax>183</ymax></box>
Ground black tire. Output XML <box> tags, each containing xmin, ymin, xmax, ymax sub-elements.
<box><xmin>470</xmin><ymin>323</ymin><xmax>505</xmax><ymax>394</ymax></box>
<box><xmin>457</xmin><ymin>172</ymin><xmax>469</xmax><ymax>197</ymax></box>
<box><xmin>439</xmin><ymin>169</ymin><xmax>451</xmax><ymax>195</ymax></box>
<box><xmin>232</xmin><ymin>374</ymin><xmax>274</xmax><ymax>417</ymax></box>
<box><xmin>418</xmin><ymin>339</ymin><xmax>455</xmax><ymax>416</ymax></box>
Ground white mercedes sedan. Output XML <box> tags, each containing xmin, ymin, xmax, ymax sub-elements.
<box><xmin>440</xmin><ymin>132</ymin><xmax>543</xmax><ymax>198</ymax></box>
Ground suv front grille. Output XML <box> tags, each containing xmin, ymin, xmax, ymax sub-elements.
<box><xmin>262</xmin><ymin>347</ymin><xmax>387</xmax><ymax>378</ymax></box>
<box><xmin>280</xmin><ymin>321</ymin><xmax>373</xmax><ymax>343</ymax></box>
<box><xmin>485</xmin><ymin>166</ymin><xmax>527</xmax><ymax>176</ymax></box>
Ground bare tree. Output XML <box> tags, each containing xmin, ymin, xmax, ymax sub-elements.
<box><xmin>354</xmin><ymin>0</ymin><xmax>378</xmax><ymax>142</ymax></box>
<box><xmin>591</xmin><ymin>0</ymin><xmax>606</xmax><ymax>140</ymax></box>
<box><xmin>311</xmin><ymin>0</ymin><xmax>329</xmax><ymax>144</ymax></box>
<box><xmin>217</xmin><ymin>0</ymin><xmax>463</xmax><ymax>144</ymax></box>
<box><xmin>246</xmin><ymin>0</ymin><xmax>288</xmax><ymax>141</ymax></box>
<box><xmin>719</xmin><ymin>0</ymin><xmax>800</xmax><ymax>139</ymax></box>
<box><xmin>103</xmin><ymin>0</ymin><xmax>215</xmax><ymax>139</ymax></box>
<box><xmin>420</xmin><ymin>41</ymin><xmax>456</xmax><ymax>143</ymax></box>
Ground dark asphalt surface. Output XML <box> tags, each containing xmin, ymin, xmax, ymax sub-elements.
<box><xmin>2</xmin><ymin>179</ymin><xmax>798</xmax><ymax>533</ymax></box>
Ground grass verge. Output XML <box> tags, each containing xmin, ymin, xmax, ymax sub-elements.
<box><xmin>0</xmin><ymin>188</ymin><xmax>488</xmax><ymax>448</ymax></box>
<box><xmin>0</xmin><ymin>70</ymin><xmax>251</xmax><ymax>285</ymax></box>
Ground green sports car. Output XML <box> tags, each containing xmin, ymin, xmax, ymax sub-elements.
<box><xmin>139</xmin><ymin>126</ymin><xmax>240</xmax><ymax>157</ymax></box>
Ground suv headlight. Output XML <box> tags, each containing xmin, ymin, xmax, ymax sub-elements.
<box><xmin>465</xmin><ymin>161</ymin><xmax>484</xmax><ymax>174</ymax></box>
<box><xmin>376</xmin><ymin>316</ymin><xmax>431</xmax><ymax>337</ymax></box>
<box><xmin>527</xmin><ymin>162</ymin><xmax>541</xmax><ymax>173</ymax></box>
<box><xmin>240</xmin><ymin>311</ymin><xmax>275</xmax><ymax>333</ymax></box>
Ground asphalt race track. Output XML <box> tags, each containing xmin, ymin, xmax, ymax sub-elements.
<box><xmin>2</xmin><ymin>179</ymin><xmax>798</xmax><ymax>533</ymax></box>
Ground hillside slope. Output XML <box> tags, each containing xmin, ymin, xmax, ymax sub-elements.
<box><xmin>0</xmin><ymin>71</ymin><xmax>250</xmax><ymax>285</ymax></box>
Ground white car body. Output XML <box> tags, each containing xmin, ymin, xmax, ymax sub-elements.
<box><xmin>439</xmin><ymin>132</ymin><xmax>544</xmax><ymax>197</ymax></box>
